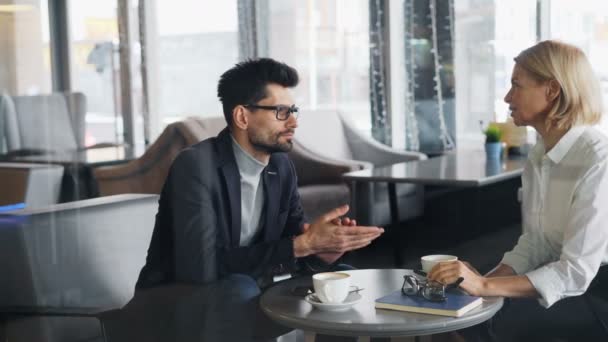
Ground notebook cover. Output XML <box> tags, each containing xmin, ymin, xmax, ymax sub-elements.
<box><xmin>375</xmin><ymin>290</ymin><xmax>483</xmax><ymax>317</ymax></box>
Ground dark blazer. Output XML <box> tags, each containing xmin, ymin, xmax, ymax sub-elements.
<box><xmin>136</xmin><ymin>128</ymin><xmax>309</xmax><ymax>289</ymax></box>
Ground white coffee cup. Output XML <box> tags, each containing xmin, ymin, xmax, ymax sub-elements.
<box><xmin>312</xmin><ymin>272</ymin><xmax>351</xmax><ymax>304</ymax></box>
<box><xmin>421</xmin><ymin>254</ymin><xmax>458</xmax><ymax>273</ymax></box>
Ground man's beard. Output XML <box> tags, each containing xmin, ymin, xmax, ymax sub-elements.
<box><xmin>249</xmin><ymin>130</ymin><xmax>294</xmax><ymax>153</ymax></box>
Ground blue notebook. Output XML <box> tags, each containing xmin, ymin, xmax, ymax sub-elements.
<box><xmin>375</xmin><ymin>290</ymin><xmax>483</xmax><ymax>317</ymax></box>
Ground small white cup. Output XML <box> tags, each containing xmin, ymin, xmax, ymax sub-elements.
<box><xmin>421</xmin><ymin>254</ymin><xmax>458</xmax><ymax>273</ymax></box>
<box><xmin>312</xmin><ymin>272</ymin><xmax>351</xmax><ymax>304</ymax></box>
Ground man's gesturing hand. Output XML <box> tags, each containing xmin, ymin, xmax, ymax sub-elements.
<box><xmin>301</xmin><ymin>215</ymin><xmax>357</xmax><ymax>264</ymax></box>
<box><xmin>294</xmin><ymin>205</ymin><xmax>384</xmax><ymax>258</ymax></box>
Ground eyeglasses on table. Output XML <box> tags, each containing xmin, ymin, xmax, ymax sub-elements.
<box><xmin>401</xmin><ymin>273</ymin><xmax>464</xmax><ymax>302</ymax></box>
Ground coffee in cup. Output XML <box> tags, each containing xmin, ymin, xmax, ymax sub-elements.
<box><xmin>312</xmin><ymin>272</ymin><xmax>351</xmax><ymax>304</ymax></box>
<box><xmin>421</xmin><ymin>254</ymin><xmax>458</xmax><ymax>273</ymax></box>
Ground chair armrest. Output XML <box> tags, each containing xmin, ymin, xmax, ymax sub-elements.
<box><xmin>79</xmin><ymin>142</ymin><xmax>124</xmax><ymax>150</ymax></box>
<box><xmin>356</xmin><ymin>142</ymin><xmax>427</xmax><ymax>166</ymax></box>
<box><xmin>289</xmin><ymin>140</ymin><xmax>371</xmax><ymax>186</ymax></box>
<box><xmin>93</xmin><ymin>159</ymin><xmax>143</xmax><ymax>181</ymax></box>
<box><xmin>92</xmin><ymin>125</ymin><xmax>186</xmax><ymax>183</ymax></box>
<box><xmin>93</xmin><ymin>160</ymin><xmax>158</xmax><ymax>196</ymax></box>
<box><xmin>340</xmin><ymin>115</ymin><xmax>427</xmax><ymax>166</ymax></box>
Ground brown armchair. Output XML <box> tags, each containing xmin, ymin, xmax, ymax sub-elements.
<box><xmin>94</xmin><ymin>117</ymin><xmax>226</xmax><ymax>196</ymax></box>
<box><xmin>93</xmin><ymin>116</ymin><xmax>360</xmax><ymax>220</ymax></box>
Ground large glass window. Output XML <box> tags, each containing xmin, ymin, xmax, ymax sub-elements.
<box><xmin>454</xmin><ymin>0</ymin><xmax>536</xmax><ymax>148</ymax></box>
<box><xmin>547</xmin><ymin>0</ymin><xmax>608</xmax><ymax>132</ymax></box>
<box><xmin>494</xmin><ymin>0</ymin><xmax>537</xmax><ymax>122</ymax></box>
<box><xmin>68</xmin><ymin>0</ymin><xmax>122</xmax><ymax>146</ymax></box>
<box><xmin>266</xmin><ymin>0</ymin><xmax>371</xmax><ymax>131</ymax></box>
<box><xmin>0</xmin><ymin>1</ymin><xmax>51</xmax><ymax>95</ymax></box>
<box><xmin>153</xmin><ymin>0</ymin><xmax>238</xmax><ymax>123</ymax></box>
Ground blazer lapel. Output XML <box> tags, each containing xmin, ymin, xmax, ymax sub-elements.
<box><xmin>216</xmin><ymin>129</ymin><xmax>241</xmax><ymax>248</ymax></box>
<box><xmin>221</xmin><ymin>163</ymin><xmax>241</xmax><ymax>248</ymax></box>
<box><xmin>263</xmin><ymin>163</ymin><xmax>281</xmax><ymax>241</ymax></box>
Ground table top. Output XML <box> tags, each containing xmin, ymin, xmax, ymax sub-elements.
<box><xmin>13</xmin><ymin>146</ymin><xmax>127</xmax><ymax>166</ymax></box>
<box><xmin>343</xmin><ymin>151</ymin><xmax>526</xmax><ymax>187</ymax></box>
<box><xmin>0</xmin><ymin>162</ymin><xmax>64</xmax><ymax>170</ymax></box>
<box><xmin>260</xmin><ymin>269</ymin><xmax>503</xmax><ymax>338</ymax></box>
<box><xmin>0</xmin><ymin>194</ymin><xmax>158</xmax><ymax>216</ymax></box>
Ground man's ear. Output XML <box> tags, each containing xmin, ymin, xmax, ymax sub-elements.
<box><xmin>546</xmin><ymin>80</ymin><xmax>561</xmax><ymax>102</ymax></box>
<box><xmin>233</xmin><ymin>105</ymin><xmax>248</xmax><ymax>130</ymax></box>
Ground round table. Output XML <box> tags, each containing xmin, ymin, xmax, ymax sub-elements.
<box><xmin>260</xmin><ymin>269</ymin><xmax>503</xmax><ymax>339</ymax></box>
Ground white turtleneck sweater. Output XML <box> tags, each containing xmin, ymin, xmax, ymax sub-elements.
<box><xmin>231</xmin><ymin>136</ymin><xmax>268</xmax><ymax>246</ymax></box>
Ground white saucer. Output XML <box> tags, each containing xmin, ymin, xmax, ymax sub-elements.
<box><xmin>304</xmin><ymin>292</ymin><xmax>362</xmax><ymax>312</ymax></box>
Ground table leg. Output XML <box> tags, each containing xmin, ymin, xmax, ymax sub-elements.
<box><xmin>474</xmin><ymin>186</ymin><xmax>482</xmax><ymax>234</ymax></box>
<box><xmin>390</xmin><ymin>336</ymin><xmax>422</xmax><ymax>342</ymax></box>
<box><xmin>388</xmin><ymin>336</ymin><xmax>427</xmax><ymax>342</ymax></box>
<box><xmin>388</xmin><ymin>182</ymin><xmax>399</xmax><ymax>225</ymax></box>
<box><xmin>304</xmin><ymin>331</ymin><xmax>316</xmax><ymax>342</ymax></box>
<box><xmin>350</xmin><ymin>180</ymin><xmax>358</xmax><ymax>218</ymax></box>
<box><xmin>388</xmin><ymin>182</ymin><xmax>404</xmax><ymax>266</ymax></box>
<box><xmin>301</xmin><ymin>332</ymin><xmax>375</xmax><ymax>342</ymax></box>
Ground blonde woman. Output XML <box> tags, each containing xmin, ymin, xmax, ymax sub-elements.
<box><xmin>429</xmin><ymin>40</ymin><xmax>608</xmax><ymax>341</ymax></box>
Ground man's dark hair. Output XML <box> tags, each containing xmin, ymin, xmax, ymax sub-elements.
<box><xmin>217</xmin><ymin>58</ymin><xmax>299</xmax><ymax>126</ymax></box>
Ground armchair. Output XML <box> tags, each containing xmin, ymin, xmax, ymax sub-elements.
<box><xmin>0</xmin><ymin>92</ymin><xmax>105</xmax><ymax>158</ymax></box>
<box><xmin>289</xmin><ymin>139</ymin><xmax>362</xmax><ymax>220</ymax></box>
<box><xmin>0</xmin><ymin>194</ymin><xmax>159</xmax><ymax>341</ymax></box>
<box><xmin>93</xmin><ymin>117</ymin><xmax>226</xmax><ymax>196</ymax></box>
<box><xmin>93</xmin><ymin>116</ymin><xmax>355</xmax><ymax>220</ymax></box>
<box><xmin>293</xmin><ymin>110</ymin><xmax>427</xmax><ymax>226</ymax></box>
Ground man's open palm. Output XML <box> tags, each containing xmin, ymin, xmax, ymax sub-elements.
<box><xmin>295</xmin><ymin>205</ymin><xmax>384</xmax><ymax>258</ymax></box>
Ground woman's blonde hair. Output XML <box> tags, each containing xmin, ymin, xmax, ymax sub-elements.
<box><xmin>515</xmin><ymin>40</ymin><xmax>603</xmax><ymax>130</ymax></box>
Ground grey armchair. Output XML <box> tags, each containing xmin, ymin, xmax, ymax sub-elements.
<box><xmin>0</xmin><ymin>92</ymin><xmax>111</xmax><ymax>158</ymax></box>
<box><xmin>0</xmin><ymin>194</ymin><xmax>159</xmax><ymax>342</ymax></box>
<box><xmin>294</xmin><ymin>110</ymin><xmax>427</xmax><ymax>226</ymax></box>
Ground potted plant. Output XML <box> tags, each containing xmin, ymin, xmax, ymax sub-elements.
<box><xmin>483</xmin><ymin>124</ymin><xmax>503</xmax><ymax>160</ymax></box>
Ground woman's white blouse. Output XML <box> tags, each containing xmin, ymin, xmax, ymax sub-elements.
<box><xmin>501</xmin><ymin>125</ymin><xmax>608</xmax><ymax>308</ymax></box>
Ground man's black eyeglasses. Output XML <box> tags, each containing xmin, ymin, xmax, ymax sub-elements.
<box><xmin>401</xmin><ymin>274</ymin><xmax>464</xmax><ymax>302</ymax></box>
<box><xmin>244</xmin><ymin>104</ymin><xmax>299</xmax><ymax>121</ymax></box>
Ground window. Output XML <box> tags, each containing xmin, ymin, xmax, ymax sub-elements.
<box><xmin>265</xmin><ymin>0</ymin><xmax>371</xmax><ymax>131</ymax></box>
<box><xmin>454</xmin><ymin>0</ymin><xmax>537</xmax><ymax>148</ymax></box>
<box><xmin>494</xmin><ymin>0</ymin><xmax>537</xmax><ymax>122</ymax></box>
<box><xmin>546</xmin><ymin>0</ymin><xmax>608</xmax><ymax>132</ymax></box>
<box><xmin>153</xmin><ymin>0</ymin><xmax>239</xmax><ymax>123</ymax></box>
<box><xmin>68</xmin><ymin>0</ymin><xmax>122</xmax><ymax>146</ymax></box>
<box><xmin>0</xmin><ymin>1</ymin><xmax>52</xmax><ymax>95</ymax></box>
